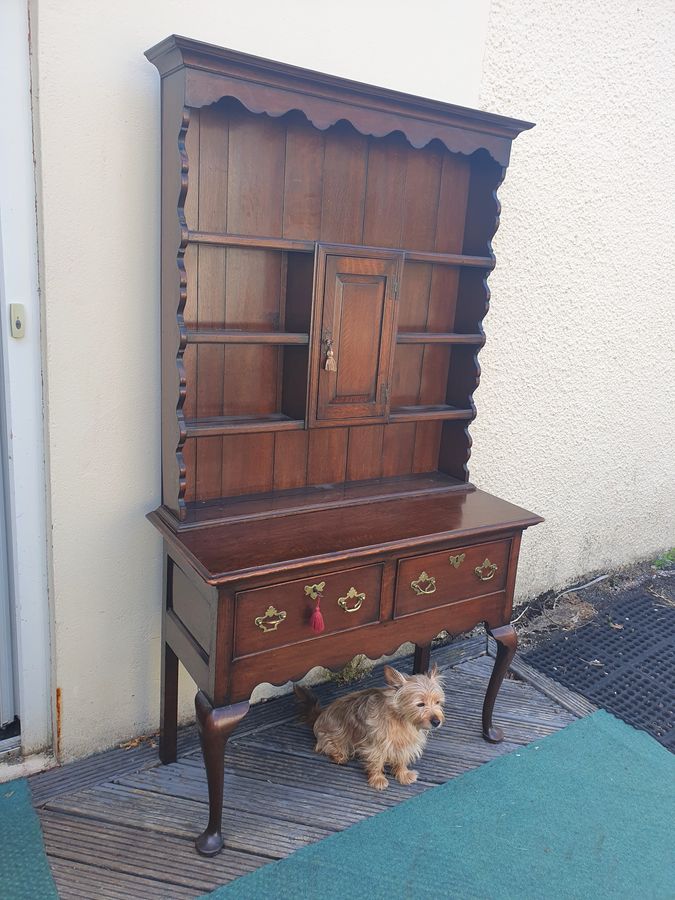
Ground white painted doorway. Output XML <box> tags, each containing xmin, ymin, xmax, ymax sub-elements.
<box><xmin>0</xmin><ymin>0</ymin><xmax>53</xmax><ymax>757</ymax></box>
<box><xmin>0</xmin><ymin>427</ymin><xmax>15</xmax><ymax>729</ymax></box>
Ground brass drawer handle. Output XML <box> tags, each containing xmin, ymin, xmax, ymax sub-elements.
<box><xmin>475</xmin><ymin>558</ymin><xmax>498</xmax><ymax>582</ymax></box>
<box><xmin>304</xmin><ymin>581</ymin><xmax>325</xmax><ymax>600</ymax></box>
<box><xmin>338</xmin><ymin>587</ymin><xmax>365</xmax><ymax>613</ymax></box>
<box><xmin>411</xmin><ymin>571</ymin><xmax>436</xmax><ymax>595</ymax></box>
<box><xmin>448</xmin><ymin>553</ymin><xmax>465</xmax><ymax>569</ymax></box>
<box><xmin>255</xmin><ymin>605</ymin><xmax>287</xmax><ymax>632</ymax></box>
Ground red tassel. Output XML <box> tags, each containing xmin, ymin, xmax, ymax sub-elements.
<box><xmin>309</xmin><ymin>598</ymin><xmax>325</xmax><ymax>634</ymax></box>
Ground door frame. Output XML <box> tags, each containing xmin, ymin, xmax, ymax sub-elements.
<box><xmin>0</xmin><ymin>0</ymin><xmax>53</xmax><ymax>756</ymax></box>
<box><xmin>0</xmin><ymin>431</ymin><xmax>14</xmax><ymax>731</ymax></box>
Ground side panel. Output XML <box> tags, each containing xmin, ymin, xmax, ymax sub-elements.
<box><xmin>164</xmin><ymin>553</ymin><xmax>217</xmax><ymax>695</ymax></box>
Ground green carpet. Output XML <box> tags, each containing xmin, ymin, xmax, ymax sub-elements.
<box><xmin>0</xmin><ymin>777</ymin><xmax>57</xmax><ymax>899</ymax></box>
<box><xmin>202</xmin><ymin>711</ymin><xmax>675</xmax><ymax>900</ymax></box>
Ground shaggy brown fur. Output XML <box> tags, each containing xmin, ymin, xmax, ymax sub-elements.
<box><xmin>294</xmin><ymin>664</ymin><xmax>445</xmax><ymax>790</ymax></box>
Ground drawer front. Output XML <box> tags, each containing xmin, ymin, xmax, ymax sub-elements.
<box><xmin>395</xmin><ymin>539</ymin><xmax>510</xmax><ymax>618</ymax></box>
<box><xmin>234</xmin><ymin>564</ymin><xmax>382</xmax><ymax>657</ymax></box>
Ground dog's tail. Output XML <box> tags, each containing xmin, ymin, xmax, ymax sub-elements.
<box><xmin>294</xmin><ymin>685</ymin><xmax>322</xmax><ymax>726</ymax></box>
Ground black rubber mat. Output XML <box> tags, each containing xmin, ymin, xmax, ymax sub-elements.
<box><xmin>524</xmin><ymin>591</ymin><xmax>675</xmax><ymax>751</ymax></box>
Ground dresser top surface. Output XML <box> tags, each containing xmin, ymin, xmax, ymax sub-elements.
<box><xmin>149</xmin><ymin>488</ymin><xmax>542</xmax><ymax>586</ymax></box>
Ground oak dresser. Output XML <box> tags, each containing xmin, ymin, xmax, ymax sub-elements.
<box><xmin>145</xmin><ymin>35</ymin><xmax>542</xmax><ymax>856</ymax></box>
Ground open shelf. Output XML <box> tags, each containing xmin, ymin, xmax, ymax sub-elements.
<box><xmin>185</xmin><ymin>414</ymin><xmax>305</xmax><ymax>438</ymax></box>
<box><xmin>186</xmin><ymin>407</ymin><xmax>474</xmax><ymax>433</ymax></box>
<box><xmin>396</xmin><ymin>332</ymin><xmax>485</xmax><ymax>345</ymax></box>
<box><xmin>390</xmin><ymin>404</ymin><xmax>473</xmax><ymax>423</ymax></box>
<box><xmin>186</xmin><ymin>330</ymin><xmax>309</xmax><ymax>345</ymax></box>
<box><xmin>187</xmin><ymin>229</ymin><xmax>494</xmax><ymax>269</ymax></box>
<box><xmin>189</xmin><ymin>230</ymin><xmax>314</xmax><ymax>253</ymax></box>
<box><xmin>404</xmin><ymin>249</ymin><xmax>494</xmax><ymax>268</ymax></box>
<box><xmin>174</xmin><ymin>472</ymin><xmax>472</xmax><ymax>528</ymax></box>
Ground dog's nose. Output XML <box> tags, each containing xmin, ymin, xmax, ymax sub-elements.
<box><xmin>430</xmin><ymin>716</ymin><xmax>441</xmax><ymax>728</ymax></box>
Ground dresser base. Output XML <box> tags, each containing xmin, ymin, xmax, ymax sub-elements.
<box><xmin>152</xmin><ymin>487</ymin><xmax>541</xmax><ymax>856</ymax></box>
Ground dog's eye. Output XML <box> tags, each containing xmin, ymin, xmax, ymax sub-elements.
<box><xmin>416</xmin><ymin>702</ymin><xmax>425</xmax><ymax>708</ymax></box>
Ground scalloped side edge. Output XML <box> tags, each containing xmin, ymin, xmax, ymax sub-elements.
<box><xmin>460</xmin><ymin>162</ymin><xmax>508</xmax><ymax>481</ymax></box>
<box><xmin>174</xmin><ymin>105</ymin><xmax>191</xmax><ymax>520</ymax></box>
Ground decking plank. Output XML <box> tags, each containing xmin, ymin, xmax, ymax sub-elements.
<box><xmin>45</xmin><ymin>782</ymin><xmax>331</xmax><ymax>858</ymax></box>
<box><xmin>115</xmin><ymin>762</ymin><xmax>423</xmax><ymax>830</ymax></box>
<box><xmin>30</xmin><ymin>636</ymin><xmax>582</xmax><ymax>899</ymax></box>
<box><xmin>184</xmin><ymin>733</ymin><xmax>521</xmax><ymax>791</ymax></box>
<box><xmin>40</xmin><ymin>809</ymin><xmax>268</xmax><ymax>894</ymax></box>
<box><xmin>29</xmin><ymin>727</ymin><xmax>201</xmax><ymax>807</ymax></box>
<box><xmin>48</xmin><ymin>858</ymin><xmax>198</xmax><ymax>900</ymax></box>
<box><xmin>185</xmin><ymin>742</ymin><xmax>437</xmax><ymax>800</ymax></box>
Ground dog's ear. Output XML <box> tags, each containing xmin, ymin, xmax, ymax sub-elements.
<box><xmin>427</xmin><ymin>662</ymin><xmax>445</xmax><ymax>686</ymax></box>
<box><xmin>383</xmin><ymin>665</ymin><xmax>408</xmax><ymax>688</ymax></box>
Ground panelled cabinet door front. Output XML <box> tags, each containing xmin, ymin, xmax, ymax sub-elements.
<box><xmin>309</xmin><ymin>246</ymin><xmax>402</xmax><ymax>427</ymax></box>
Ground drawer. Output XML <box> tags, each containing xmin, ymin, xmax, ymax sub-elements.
<box><xmin>234</xmin><ymin>564</ymin><xmax>382</xmax><ymax>657</ymax></box>
<box><xmin>395</xmin><ymin>539</ymin><xmax>510</xmax><ymax>618</ymax></box>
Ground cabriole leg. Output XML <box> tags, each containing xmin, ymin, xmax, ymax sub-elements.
<box><xmin>482</xmin><ymin>624</ymin><xmax>518</xmax><ymax>743</ymax></box>
<box><xmin>195</xmin><ymin>692</ymin><xmax>250</xmax><ymax>857</ymax></box>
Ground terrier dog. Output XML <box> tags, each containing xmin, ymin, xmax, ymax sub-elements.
<box><xmin>294</xmin><ymin>663</ymin><xmax>445</xmax><ymax>790</ymax></box>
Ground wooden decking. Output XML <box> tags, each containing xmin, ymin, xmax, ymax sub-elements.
<box><xmin>30</xmin><ymin>638</ymin><xmax>591</xmax><ymax>899</ymax></box>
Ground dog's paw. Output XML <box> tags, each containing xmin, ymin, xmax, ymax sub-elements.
<box><xmin>368</xmin><ymin>772</ymin><xmax>389</xmax><ymax>791</ymax></box>
<box><xmin>396</xmin><ymin>768</ymin><xmax>418</xmax><ymax>785</ymax></box>
<box><xmin>328</xmin><ymin>751</ymin><xmax>348</xmax><ymax>765</ymax></box>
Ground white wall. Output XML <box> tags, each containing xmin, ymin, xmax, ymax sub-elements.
<box><xmin>31</xmin><ymin>0</ymin><xmax>675</xmax><ymax>759</ymax></box>
<box><xmin>30</xmin><ymin>0</ymin><xmax>492</xmax><ymax>759</ymax></box>
<box><xmin>473</xmin><ymin>0</ymin><xmax>675</xmax><ymax>598</ymax></box>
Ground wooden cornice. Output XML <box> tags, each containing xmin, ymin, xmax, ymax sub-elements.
<box><xmin>145</xmin><ymin>35</ymin><xmax>534</xmax><ymax>165</ymax></box>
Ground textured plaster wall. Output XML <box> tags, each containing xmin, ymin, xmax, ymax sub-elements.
<box><xmin>30</xmin><ymin>0</ymin><xmax>492</xmax><ymax>759</ymax></box>
<box><xmin>473</xmin><ymin>0</ymin><xmax>675</xmax><ymax>599</ymax></box>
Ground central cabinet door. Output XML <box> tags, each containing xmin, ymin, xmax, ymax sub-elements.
<box><xmin>308</xmin><ymin>246</ymin><xmax>403</xmax><ymax>427</ymax></box>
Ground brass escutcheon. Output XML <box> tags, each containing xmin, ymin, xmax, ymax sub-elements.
<box><xmin>338</xmin><ymin>586</ymin><xmax>365</xmax><ymax>613</ymax></box>
<box><xmin>411</xmin><ymin>571</ymin><xmax>436</xmax><ymax>596</ymax></box>
<box><xmin>255</xmin><ymin>606</ymin><xmax>287</xmax><ymax>632</ymax></box>
<box><xmin>474</xmin><ymin>558</ymin><xmax>498</xmax><ymax>581</ymax></box>
<box><xmin>304</xmin><ymin>581</ymin><xmax>326</xmax><ymax>600</ymax></box>
<box><xmin>448</xmin><ymin>553</ymin><xmax>466</xmax><ymax>569</ymax></box>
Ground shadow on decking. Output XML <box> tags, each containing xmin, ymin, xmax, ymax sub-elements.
<box><xmin>30</xmin><ymin>637</ymin><xmax>591</xmax><ymax>899</ymax></box>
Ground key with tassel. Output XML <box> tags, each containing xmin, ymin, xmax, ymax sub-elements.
<box><xmin>324</xmin><ymin>338</ymin><xmax>337</xmax><ymax>372</ymax></box>
<box><xmin>309</xmin><ymin>595</ymin><xmax>325</xmax><ymax>633</ymax></box>
<box><xmin>305</xmin><ymin>581</ymin><xmax>326</xmax><ymax>633</ymax></box>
